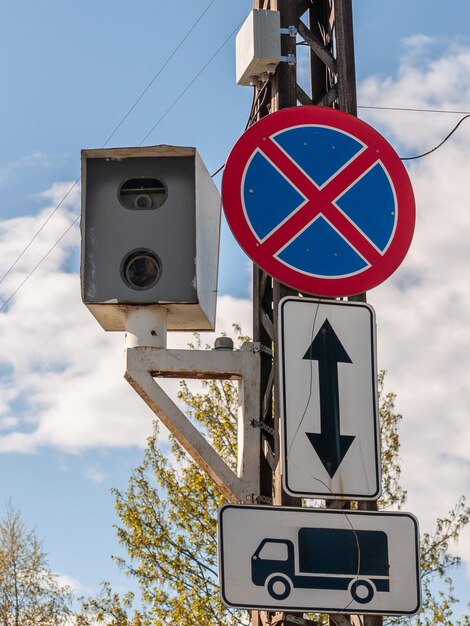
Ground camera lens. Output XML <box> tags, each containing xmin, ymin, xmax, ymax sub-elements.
<box><xmin>121</xmin><ymin>249</ymin><xmax>161</xmax><ymax>290</ymax></box>
<box><xmin>119</xmin><ymin>178</ymin><xmax>167</xmax><ymax>210</ymax></box>
<box><xmin>134</xmin><ymin>194</ymin><xmax>153</xmax><ymax>209</ymax></box>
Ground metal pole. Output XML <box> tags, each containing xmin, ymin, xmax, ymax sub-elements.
<box><xmin>250</xmin><ymin>1</ymin><xmax>383</xmax><ymax>624</ymax></box>
<box><xmin>249</xmin><ymin>0</ymin><xmax>301</xmax><ymax>621</ymax></box>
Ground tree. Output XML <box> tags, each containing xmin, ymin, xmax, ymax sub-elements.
<box><xmin>80</xmin><ymin>334</ymin><xmax>470</xmax><ymax>625</ymax></box>
<box><xmin>376</xmin><ymin>373</ymin><xmax>470</xmax><ymax>626</ymax></box>
<box><xmin>79</xmin><ymin>333</ymin><xmax>245</xmax><ymax>626</ymax></box>
<box><xmin>0</xmin><ymin>500</ymin><xmax>73</xmax><ymax>626</ymax></box>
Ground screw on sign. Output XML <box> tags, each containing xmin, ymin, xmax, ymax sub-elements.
<box><xmin>221</xmin><ymin>106</ymin><xmax>416</xmax><ymax>297</ymax></box>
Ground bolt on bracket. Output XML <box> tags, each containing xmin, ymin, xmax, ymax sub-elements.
<box><xmin>280</xmin><ymin>25</ymin><xmax>298</xmax><ymax>37</ymax></box>
<box><xmin>280</xmin><ymin>54</ymin><xmax>296</xmax><ymax>65</ymax></box>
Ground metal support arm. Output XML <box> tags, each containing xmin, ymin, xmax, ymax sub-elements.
<box><xmin>124</xmin><ymin>343</ymin><xmax>261</xmax><ymax>504</ymax></box>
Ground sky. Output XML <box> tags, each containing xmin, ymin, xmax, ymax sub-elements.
<box><xmin>1</xmin><ymin>0</ymin><xmax>470</xmax><ymax>617</ymax></box>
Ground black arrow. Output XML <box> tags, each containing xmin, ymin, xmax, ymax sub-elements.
<box><xmin>303</xmin><ymin>318</ymin><xmax>355</xmax><ymax>478</ymax></box>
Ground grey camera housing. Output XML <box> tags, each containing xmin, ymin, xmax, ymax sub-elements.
<box><xmin>81</xmin><ymin>145</ymin><xmax>221</xmax><ymax>331</ymax></box>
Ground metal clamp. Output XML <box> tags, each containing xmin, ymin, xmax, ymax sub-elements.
<box><xmin>256</xmin><ymin>494</ymin><xmax>273</xmax><ymax>505</ymax></box>
<box><xmin>259</xmin><ymin>344</ymin><xmax>273</xmax><ymax>356</ymax></box>
<box><xmin>280</xmin><ymin>25</ymin><xmax>298</xmax><ymax>37</ymax></box>
<box><xmin>280</xmin><ymin>54</ymin><xmax>296</xmax><ymax>66</ymax></box>
<box><xmin>252</xmin><ymin>419</ymin><xmax>275</xmax><ymax>437</ymax></box>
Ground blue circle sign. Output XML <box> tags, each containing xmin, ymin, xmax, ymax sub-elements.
<box><xmin>222</xmin><ymin>106</ymin><xmax>415</xmax><ymax>296</ymax></box>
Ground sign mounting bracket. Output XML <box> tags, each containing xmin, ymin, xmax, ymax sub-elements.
<box><xmin>124</xmin><ymin>343</ymin><xmax>262</xmax><ymax>504</ymax></box>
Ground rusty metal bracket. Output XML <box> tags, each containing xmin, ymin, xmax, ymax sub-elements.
<box><xmin>271</xmin><ymin>612</ymin><xmax>320</xmax><ymax>625</ymax></box>
<box><xmin>256</xmin><ymin>494</ymin><xmax>273</xmax><ymax>505</ymax></box>
<box><xmin>329</xmin><ymin>615</ymin><xmax>363</xmax><ymax>626</ymax></box>
<box><xmin>256</xmin><ymin>612</ymin><xmax>320</xmax><ymax>626</ymax></box>
<box><xmin>297</xmin><ymin>19</ymin><xmax>337</xmax><ymax>72</ymax></box>
<box><xmin>329</xmin><ymin>616</ymin><xmax>352</xmax><ymax>626</ymax></box>
<box><xmin>252</xmin><ymin>418</ymin><xmax>275</xmax><ymax>436</ymax></box>
<box><xmin>124</xmin><ymin>342</ymin><xmax>261</xmax><ymax>504</ymax></box>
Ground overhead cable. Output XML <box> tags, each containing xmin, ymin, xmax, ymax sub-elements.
<box><xmin>401</xmin><ymin>115</ymin><xmax>470</xmax><ymax>161</ymax></box>
<box><xmin>0</xmin><ymin>0</ymin><xmax>222</xmax><ymax>308</ymax></box>
<box><xmin>0</xmin><ymin>0</ymin><xmax>217</xmax><ymax>291</ymax></box>
<box><xmin>0</xmin><ymin>217</ymin><xmax>79</xmax><ymax>313</ymax></box>
<box><xmin>211</xmin><ymin>163</ymin><xmax>225</xmax><ymax>178</ymax></box>
<box><xmin>102</xmin><ymin>0</ymin><xmax>217</xmax><ymax>149</ymax></box>
<box><xmin>359</xmin><ymin>104</ymin><xmax>470</xmax><ymax>115</ymax></box>
<box><xmin>138</xmin><ymin>20</ymin><xmax>242</xmax><ymax>145</ymax></box>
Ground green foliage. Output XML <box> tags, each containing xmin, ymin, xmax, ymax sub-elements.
<box><xmin>0</xmin><ymin>500</ymin><xmax>73</xmax><ymax>626</ymax></box>
<box><xmin>108</xmin><ymin>418</ymin><xmax>243</xmax><ymax>626</ymax></box>
<box><xmin>78</xmin><ymin>582</ymin><xmax>147</xmax><ymax>626</ymax></box>
<box><xmin>79</xmin><ymin>332</ymin><xmax>470</xmax><ymax>625</ymax></box>
<box><xmin>374</xmin><ymin>372</ymin><xmax>469</xmax><ymax>624</ymax></box>
<box><xmin>78</xmin><ymin>332</ymin><xmax>248</xmax><ymax>625</ymax></box>
<box><xmin>386</xmin><ymin>495</ymin><xmax>470</xmax><ymax>626</ymax></box>
<box><xmin>376</xmin><ymin>375</ymin><xmax>470</xmax><ymax>625</ymax></box>
<box><xmin>377</xmin><ymin>371</ymin><xmax>406</xmax><ymax>510</ymax></box>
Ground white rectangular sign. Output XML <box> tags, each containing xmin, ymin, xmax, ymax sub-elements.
<box><xmin>218</xmin><ymin>504</ymin><xmax>421</xmax><ymax>616</ymax></box>
<box><xmin>279</xmin><ymin>297</ymin><xmax>381</xmax><ymax>499</ymax></box>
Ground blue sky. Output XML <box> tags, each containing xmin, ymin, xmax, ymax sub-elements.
<box><xmin>1</xmin><ymin>0</ymin><xmax>470</xmax><ymax>616</ymax></box>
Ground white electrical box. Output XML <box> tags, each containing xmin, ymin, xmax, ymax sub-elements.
<box><xmin>236</xmin><ymin>9</ymin><xmax>281</xmax><ymax>86</ymax></box>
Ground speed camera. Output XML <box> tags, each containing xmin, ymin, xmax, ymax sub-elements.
<box><xmin>80</xmin><ymin>145</ymin><xmax>221</xmax><ymax>331</ymax></box>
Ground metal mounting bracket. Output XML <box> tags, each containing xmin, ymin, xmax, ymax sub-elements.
<box><xmin>280</xmin><ymin>25</ymin><xmax>298</xmax><ymax>37</ymax></box>
<box><xmin>124</xmin><ymin>342</ymin><xmax>261</xmax><ymax>504</ymax></box>
<box><xmin>329</xmin><ymin>615</ymin><xmax>363</xmax><ymax>626</ymax></box>
<box><xmin>280</xmin><ymin>53</ymin><xmax>296</xmax><ymax>65</ymax></box>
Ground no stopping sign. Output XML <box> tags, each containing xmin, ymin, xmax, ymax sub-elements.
<box><xmin>221</xmin><ymin>106</ymin><xmax>415</xmax><ymax>296</ymax></box>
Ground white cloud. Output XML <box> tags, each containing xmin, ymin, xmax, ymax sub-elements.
<box><xmin>402</xmin><ymin>34</ymin><xmax>434</xmax><ymax>49</ymax></box>
<box><xmin>359</xmin><ymin>38</ymin><xmax>470</xmax><ymax>153</ymax></box>
<box><xmin>0</xmin><ymin>152</ymin><xmax>63</xmax><ymax>187</ymax></box>
<box><xmin>0</xmin><ymin>185</ymin><xmax>153</xmax><ymax>453</ymax></box>
<box><xmin>84</xmin><ymin>467</ymin><xmax>106</xmax><ymax>484</ymax></box>
<box><xmin>55</xmin><ymin>572</ymin><xmax>83</xmax><ymax>593</ymax></box>
<box><xmin>0</xmin><ymin>186</ymin><xmax>253</xmax><ymax>456</ymax></box>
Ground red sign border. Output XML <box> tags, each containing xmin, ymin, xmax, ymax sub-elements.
<box><xmin>222</xmin><ymin>106</ymin><xmax>416</xmax><ymax>297</ymax></box>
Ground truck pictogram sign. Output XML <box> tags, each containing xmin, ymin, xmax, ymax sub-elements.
<box><xmin>252</xmin><ymin>528</ymin><xmax>389</xmax><ymax>604</ymax></box>
<box><xmin>218</xmin><ymin>504</ymin><xmax>421</xmax><ymax>615</ymax></box>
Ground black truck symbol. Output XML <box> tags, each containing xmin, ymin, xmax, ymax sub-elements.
<box><xmin>251</xmin><ymin>527</ymin><xmax>390</xmax><ymax>604</ymax></box>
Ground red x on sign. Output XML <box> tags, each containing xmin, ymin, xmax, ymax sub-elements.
<box><xmin>222</xmin><ymin>106</ymin><xmax>415</xmax><ymax>296</ymax></box>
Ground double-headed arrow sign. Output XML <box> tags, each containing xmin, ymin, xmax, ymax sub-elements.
<box><xmin>303</xmin><ymin>319</ymin><xmax>355</xmax><ymax>478</ymax></box>
<box><xmin>279</xmin><ymin>297</ymin><xmax>381</xmax><ymax>500</ymax></box>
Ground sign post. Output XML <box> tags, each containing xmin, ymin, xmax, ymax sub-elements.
<box><xmin>220</xmin><ymin>103</ymin><xmax>419</xmax><ymax>625</ymax></box>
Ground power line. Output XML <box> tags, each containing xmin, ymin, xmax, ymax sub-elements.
<box><xmin>212</xmin><ymin>101</ymin><xmax>470</xmax><ymax>175</ymax></box>
<box><xmin>213</xmin><ymin>100</ymin><xmax>470</xmax><ymax>175</ymax></box>
<box><xmin>0</xmin><ymin>0</ymin><xmax>220</xmax><ymax>309</ymax></box>
<box><xmin>0</xmin><ymin>1</ymin><xmax>218</xmax><ymax>290</ymax></box>
<box><xmin>245</xmin><ymin>79</ymin><xmax>270</xmax><ymax>129</ymax></box>
<box><xmin>138</xmin><ymin>21</ymin><xmax>242</xmax><ymax>145</ymax></box>
<box><xmin>401</xmin><ymin>115</ymin><xmax>470</xmax><ymax>161</ymax></box>
<box><xmin>359</xmin><ymin>104</ymin><xmax>470</xmax><ymax>115</ymax></box>
<box><xmin>0</xmin><ymin>178</ymin><xmax>80</xmax><ymax>286</ymax></box>
<box><xmin>0</xmin><ymin>216</ymin><xmax>80</xmax><ymax>313</ymax></box>
<box><xmin>210</xmin><ymin>78</ymin><xmax>270</xmax><ymax>178</ymax></box>
<box><xmin>101</xmin><ymin>0</ymin><xmax>217</xmax><ymax>149</ymax></box>
<box><xmin>0</xmin><ymin>15</ymin><xmax>241</xmax><ymax>313</ymax></box>
<box><xmin>211</xmin><ymin>163</ymin><xmax>225</xmax><ymax>178</ymax></box>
